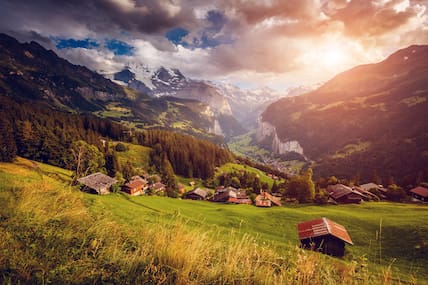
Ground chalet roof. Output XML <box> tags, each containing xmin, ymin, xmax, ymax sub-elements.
<box><xmin>297</xmin><ymin>218</ymin><xmax>353</xmax><ymax>245</ymax></box>
<box><xmin>326</xmin><ymin>184</ymin><xmax>353</xmax><ymax>199</ymax></box>
<box><xmin>360</xmin><ymin>183</ymin><xmax>386</xmax><ymax>192</ymax></box>
<box><xmin>255</xmin><ymin>191</ymin><xmax>282</xmax><ymax>206</ymax></box>
<box><xmin>77</xmin><ymin>172</ymin><xmax>117</xmax><ymax>191</ymax></box>
<box><xmin>152</xmin><ymin>182</ymin><xmax>165</xmax><ymax>190</ymax></box>
<box><xmin>410</xmin><ymin>186</ymin><xmax>428</xmax><ymax>198</ymax></box>
<box><xmin>185</xmin><ymin>188</ymin><xmax>208</xmax><ymax>199</ymax></box>
<box><xmin>125</xmin><ymin>179</ymin><xmax>147</xmax><ymax>189</ymax></box>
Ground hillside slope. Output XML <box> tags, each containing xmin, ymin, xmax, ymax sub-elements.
<box><xmin>259</xmin><ymin>45</ymin><xmax>428</xmax><ymax>185</ymax></box>
<box><xmin>1</xmin><ymin>158</ymin><xmax>427</xmax><ymax>284</ymax></box>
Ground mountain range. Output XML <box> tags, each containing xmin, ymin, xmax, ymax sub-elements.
<box><xmin>257</xmin><ymin>45</ymin><xmax>428</xmax><ymax>185</ymax></box>
<box><xmin>107</xmin><ymin>64</ymin><xmax>291</xmax><ymax>129</ymax></box>
<box><xmin>0</xmin><ymin>33</ymin><xmax>242</xmax><ymax>139</ymax></box>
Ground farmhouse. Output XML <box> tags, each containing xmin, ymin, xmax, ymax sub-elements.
<box><xmin>122</xmin><ymin>177</ymin><xmax>148</xmax><ymax>196</ymax></box>
<box><xmin>183</xmin><ymin>188</ymin><xmax>208</xmax><ymax>200</ymax></box>
<box><xmin>255</xmin><ymin>191</ymin><xmax>282</xmax><ymax>207</ymax></box>
<box><xmin>409</xmin><ymin>186</ymin><xmax>428</xmax><ymax>202</ymax></box>
<box><xmin>297</xmin><ymin>217</ymin><xmax>353</xmax><ymax>257</ymax></box>
<box><xmin>77</xmin><ymin>172</ymin><xmax>117</xmax><ymax>195</ymax></box>
<box><xmin>211</xmin><ymin>187</ymin><xmax>252</xmax><ymax>204</ymax></box>
<box><xmin>359</xmin><ymin>183</ymin><xmax>387</xmax><ymax>199</ymax></box>
<box><xmin>326</xmin><ymin>184</ymin><xmax>368</xmax><ymax>204</ymax></box>
<box><xmin>150</xmin><ymin>182</ymin><xmax>166</xmax><ymax>194</ymax></box>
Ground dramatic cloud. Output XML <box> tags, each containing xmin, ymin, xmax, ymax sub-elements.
<box><xmin>1</xmin><ymin>0</ymin><xmax>427</xmax><ymax>89</ymax></box>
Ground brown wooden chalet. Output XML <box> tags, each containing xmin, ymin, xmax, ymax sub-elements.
<box><xmin>183</xmin><ymin>188</ymin><xmax>209</xmax><ymax>200</ymax></box>
<box><xmin>297</xmin><ymin>217</ymin><xmax>353</xmax><ymax>257</ymax></box>
<box><xmin>150</xmin><ymin>182</ymin><xmax>166</xmax><ymax>193</ymax></box>
<box><xmin>122</xmin><ymin>176</ymin><xmax>148</xmax><ymax>196</ymax></box>
<box><xmin>359</xmin><ymin>183</ymin><xmax>387</xmax><ymax>199</ymax></box>
<box><xmin>77</xmin><ymin>172</ymin><xmax>117</xmax><ymax>195</ymax></box>
<box><xmin>255</xmin><ymin>191</ymin><xmax>282</xmax><ymax>207</ymax></box>
<box><xmin>326</xmin><ymin>184</ymin><xmax>368</xmax><ymax>204</ymax></box>
<box><xmin>409</xmin><ymin>186</ymin><xmax>428</xmax><ymax>202</ymax></box>
<box><xmin>211</xmin><ymin>187</ymin><xmax>252</xmax><ymax>204</ymax></box>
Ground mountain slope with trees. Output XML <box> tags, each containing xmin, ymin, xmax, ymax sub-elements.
<box><xmin>260</xmin><ymin>45</ymin><xmax>428</xmax><ymax>186</ymax></box>
<box><xmin>0</xmin><ymin>33</ymin><xmax>237</xmax><ymax>138</ymax></box>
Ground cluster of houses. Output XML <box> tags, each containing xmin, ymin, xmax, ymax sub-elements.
<box><xmin>77</xmin><ymin>172</ymin><xmax>428</xmax><ymax>206</ymax></box>
<box><xmin>324</xmin><ymin>183</ymin><xmax>428</xmax><ymax>204</ymax></box>
<box><xmin>77</xmin><ymin>172</ymin><xmax>166</xmax><ymax>196</ymax></box>
<box><xmin>76</xmin><ymin>172</ymin><xmax>283</xmax><ymax>208</ymax></box>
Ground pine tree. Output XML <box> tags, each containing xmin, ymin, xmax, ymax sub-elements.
<box><xmin>0</xmin><ymin>117</ymin><xmax>17</xmax><ymax>162</ymax></box>
<box><xmin>161</xmin><ymin>154</ymin><xmax>178</xmax><ymax>198</ymax></box>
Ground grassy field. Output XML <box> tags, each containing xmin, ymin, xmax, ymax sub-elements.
<box><xmin>114</xmin><ymin>142</ymin><xmax>152</xmax><ymax>170</ymax></box>
<box><xmin>216</xmin><ymin>162</ymin><xmax>284</xmax><ymax>187</ymax></box>
<box><xmin>1</xmin><ymin>158</ymin><xmax>427</xmax><ymax>284</ymax></box>
<box><xmin>87</xmin><ymin>194</ymin><xmax>428</xmax><ymax>281</ymax></box>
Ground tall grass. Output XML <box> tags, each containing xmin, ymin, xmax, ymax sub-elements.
<box><xmin>0</xmin><ymin>160</ymin><xmax>424</xmax><ymax>284</ymax></box>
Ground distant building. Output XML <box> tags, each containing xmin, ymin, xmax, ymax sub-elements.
<box><xmin>183</xmin><ymin>188</ymin><xmax>208</xmax><ymax>200</ymax></box>
<box><xmin>255</xmin><ymin>191</ymin><xmax>282</xmax><ymax>207</ymax></box>
<box><xmin>211</xmin><ymin>187</ymin><xmax>252</xmax><ymax>204</ymax></box>
<box><xmin>326</xmin><ymin>184</ymin><xmax>368</xmax><ymax>204</ymax></box>
<box><xmin>297</xmin><ymin>217</ymin><xmax>353</xmax><ymax>257</ymax></box>
<box><xmin>150</xmin><ymin>182</ymin><xmax>166</xmax><ymax>194</ymax></box>
<box><xmin>409</xmin><ymin>186</ymin><xmax>428</xmax><ymax>202</ymax></box>
<box><xmin>122</xmin><ymin>177</ymin><xmax>148</xmax><ymax>196</ymax></box>
<box><xmin>77</xmin><ymin>172</ymin><xmax>117</xmax><ymax>195</ymax></box>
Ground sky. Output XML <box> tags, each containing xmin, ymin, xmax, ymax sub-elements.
<box><xmin>1</xmin><ymin>0</ymin><xmax>427</xmax><ymax>90</ymax></box>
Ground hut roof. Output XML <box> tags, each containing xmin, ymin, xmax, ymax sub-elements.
<box><xmin>410</xmin><ymin>186</ymin><xmax>428</xmax><ymax>198</ymax></box>
<box><xmin>327</xmin><ymin>184</ymin><xmax>367</xmax><ymax>200</ymax></box>
<box><xmin>125</xmin><ymin>179</ymin><xmax>147</xmax><ymax>189</ymax></box>
<box><xmin>297</xmin><ymin>217</ymin><xmax>353</xmax><ymax>245</ymax></box>
<box><xmin>77</xmin><ymin>172</ymin><xmax>117</xmax><ymax>192</ymax></box>
<box><xmin>255</xmin><ymin>191</ymin><xmax>282</xmax><ymax>206</ymax></box>
<box><xmin>185</xmin><ymin>188</ymin><xmax>208</xmax><ymax>199</ymax></box>
<box><xmin>360</xmin><ymin>183</ymin><xmax>386</xmax><ymax>192</ymax></box>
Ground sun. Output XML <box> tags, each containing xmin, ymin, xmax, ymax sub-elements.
<box><xmin>319</xmin><ymin>45</ymin><xmax>348</xmax><ymax>70</ymax></box>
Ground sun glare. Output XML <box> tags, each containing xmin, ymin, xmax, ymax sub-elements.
<box><xmin>319</xmin><ymin>45</ymin><xmax>348</xmax><ymax>70</ymax></box>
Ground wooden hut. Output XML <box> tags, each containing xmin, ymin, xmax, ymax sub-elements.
<box><xmin>210</xmin><ymin>187</ymin><xmax>251</xmax><ymax>204</ymax></box>
<box><xmin>409</xmin><ymin>186</ymin><xmax>428</xmax><ymax>202</ymax></box>
<box><xmin>255</xmin><ymin>191</ymin><xmax>282</xmax><ymax>207</ymax></box>
<box><xmin>183</xmin><ymin>188</ymin><xmax>208</xmax><ymax>200</ymax></box>
<box><xmin>326</xmin><ymin>184</ymin><xmax>367</xmax><ymax>204</ymax></box>
<box><xmin>122</xmin><ymin>177</ymin><xmax>148</xmax><ymax>196</ymax></box>
<box><xmin>77</xmin><ymin>172</ymin><xmax>117</xmax><ymax>195</ymax></box>
<box><xmin>297</xmin><ymin>218</ymin><xmax>353</xmax><ymax>257</ymax></box>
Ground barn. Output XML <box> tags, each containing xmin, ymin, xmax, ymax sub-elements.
<box><xmin>297</xmin><ymin>217</ymin><xmax>353</xmax><ymax>257</ymax></box>
<box><xmin>77</xmin><ymin>172</ymin><xmax>117</xmax><ymax>195</ymax></box>
<box><xmin>183</xmin><ymin>188</ymin><xmax>209</xmax><ymax>200</ymax></box>
<box><xmin>326</xmin><ymin>184</ymin><xmax>368</xmax><ymax>204</ymax></box>
<box><xmin>409</xmin><ymin>186</ymin><xmax>428</xmax><ymax>202</ymax></box>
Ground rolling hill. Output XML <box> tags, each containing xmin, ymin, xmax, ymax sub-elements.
<box><xmin>258</xmin><ymin>45</ymin><xmax>428</xmax><ymax>185</ymax></box>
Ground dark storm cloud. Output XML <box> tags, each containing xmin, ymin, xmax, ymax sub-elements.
<box><xmin>0</xmin><ymin>0</ymin><xmax>195</xmax><ymax>37</ymax></box>
<box><xmin>0</xmin><ymin>0</ymin><xmax>427</xmax><ymax>85</ymax></box>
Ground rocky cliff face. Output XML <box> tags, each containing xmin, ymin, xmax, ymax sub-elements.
<box><xmin>256</xmin><ymin>118</ymin><xmax>304</xmax><ymax>155</ymax></box>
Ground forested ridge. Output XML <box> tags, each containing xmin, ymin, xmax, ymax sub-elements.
<box><xmin>0</xmin><ymin>95</ymin><xmax>234</xmax><ymax>182</ymax></box>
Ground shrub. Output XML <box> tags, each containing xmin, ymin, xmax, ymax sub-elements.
<box><xmin>115</xmin><ymin>142</ymin><xmax>127</xmax><ymax>152</ymax></box>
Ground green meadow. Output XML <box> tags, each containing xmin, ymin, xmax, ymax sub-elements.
<box><xmin>1</xmin><ymin>158</ymin><xmax>427</xmax><ymax>284</ymax></box>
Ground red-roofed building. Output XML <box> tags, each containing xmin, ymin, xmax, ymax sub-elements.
<box><xmin>122</xmin><ymin>177</ymin><xmax>148</xmax><ymax>196</ymax></box>
<box><xmin>410</xmin><ymin>186</ymin><xmax>428</xmax><ymax>202</ymax></box>
<box><xmin>297</xmin><ymin>217</ymin><xmax>353</xmax><ymax>257</ymax></box>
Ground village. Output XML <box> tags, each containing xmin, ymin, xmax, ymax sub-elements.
<box><xmin>77</xmin><ymin>171</ymin><xmax>428</xmax><ymax>207</ymax></box>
